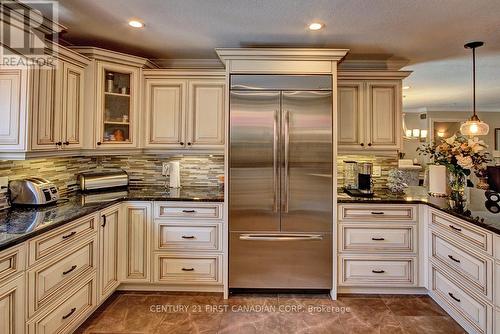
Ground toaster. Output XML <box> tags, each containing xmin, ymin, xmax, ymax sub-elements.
<box><xmin>9</xmin><ymin>177</ymin><xmax>60</xmax><ymax>205</ymax></box>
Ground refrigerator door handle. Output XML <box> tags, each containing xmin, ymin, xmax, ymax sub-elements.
<box><xmin>283</xmin><ymin>109</ymin><xmax>290</xmax><ymax>213</ymax></box>
<box><xmin>239</xmin><ymin>234</ymin><xmax>323</xmax><ymax>241</ymax></box>
<box><xmin>273</xmin><ymin>110</ymin><xmax>279</xmax><ymax>213</ymax></box>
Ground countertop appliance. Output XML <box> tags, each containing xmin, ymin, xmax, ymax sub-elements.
<box><xmin>77</xmin><ymin>170</ymin><xmax>128</xmax><ymax>191</ymax></box>
<box><xmin>9</xmin><ymin>177</ymin><xmax>59</xmax><ymax>206</ymax></box>
<box><xmin>229</xmin><ymin>75</ymin><xmax>333</xmax><ymax>290</ymax></box>
<box><xmin>358</xmin><ymin>162</ymin><xmax>374</xmax><ymax>195</ymax></box>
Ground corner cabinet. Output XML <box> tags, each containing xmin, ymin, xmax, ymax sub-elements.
<box><xmin>143</xmin><ymin>71</ymin><xmax>225</xmax><ymax>151</ymax></box>
<box><xmin>72</xmin><ymin>47</ymin><xmax>157</xmax><ymax>151</ymax></box>
<box><xmin>337</xmin><ymin>71</ymin><xmax>410</xmax><ymax>152</ymax></box>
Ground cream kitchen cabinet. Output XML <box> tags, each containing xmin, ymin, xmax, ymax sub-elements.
<box><xmin>120</xmin><ymin>202</ymin><xmax>152</xmax><ymax>283</ymax></box>
<box><xmin>143</xmin><ymin>71</ymin><xmax>225</xmax><ymax>151</ymax></box>
<box><xmin>73</xmin><ymin>47</ymin><xmax>156</xmax><ymax>151</ymax></box>
<box><xmin>0</xmin><ymin>44</ymin><xmax>89</xmax><ymax>159</ymax></box>
<box><xmin>337</xmin><ymin>71</ymin><xmax>410</xmax><ymax>152</ymax></box>
<box><xmin>98</xmin><ymin>204</ymin><xmax>120</xmax><ymax>302</ymax></box>
<box><xmin>0</xmin><ymin>273</ymin><xmax>26</xmax><ymax>334</ymax></box>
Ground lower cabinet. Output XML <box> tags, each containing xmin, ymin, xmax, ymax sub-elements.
<box><xmin>120</xmin><ymin>202</ymin><xmax>152</xmax><ymax>282</ymax></box>
<box><xmin>98</xmin><ymin>204</ymin><xmax>120</xmax><ymax>302</ymax></box>
<box><xmin>0</xmin><ymin>274</ymin><xmax>25</xmax><ymax>334</ymax></box>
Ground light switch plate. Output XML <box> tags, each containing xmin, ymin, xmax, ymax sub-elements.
<box><xmin>373</xmin><ymin>166</ymin><xmax>382</xmax><ymax>177</ymax></box>
<box><xmin>0</xmin><ymin>176</ymin><xmax>8</xmax><ymax>190</ymax></box>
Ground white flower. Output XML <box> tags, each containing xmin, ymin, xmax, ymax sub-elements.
<box><xmin>445</xmin><ymin>135</ymin><xmax>456</xmax><ymax>145</ymax></box>
<box><xmin>468</xmin><ymin>137</ymin><xmax>487</xmax><ymax>153</ymax></box>
<box><xmin>456</xmin><ymin>155</ymin><xmax>473</xmax><ymax>169</ymax></box>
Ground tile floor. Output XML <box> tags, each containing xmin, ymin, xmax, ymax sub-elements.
<box><xmin>76</xmin><ymin>292</ymin><xmax>466</xmax><ymax>334</ymax></box>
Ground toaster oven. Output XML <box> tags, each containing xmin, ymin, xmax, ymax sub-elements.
<box><xmin>9</xmin><ymin>177</ymin><xmax>59</xmax><ymax>205</ymax></box>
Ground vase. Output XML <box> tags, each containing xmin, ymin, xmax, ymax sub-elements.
<box><xmin>448</xmin><ymin>172</ymin><xmax>467</xmax><ymax>212</ymax></box>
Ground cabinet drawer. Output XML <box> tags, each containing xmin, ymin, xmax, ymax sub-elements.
<box><xmin>430</xmin><ymin>264</ymin><xmax>491</xmax><ymax>334</ymax></box>
<box><xmin>27</xmin><ymin>274</ymin><xmax>96</xmax><ymax>334</ymax></box>
<box><xmin>155</xmin><ymin>222</ymin><xmax>221</xmax><ymax>251</ymax></box>
<box><xmin>430</xmin><ymin>209</ymin><xmax>492</xmax><ymax>255</ymax></box>
<box><xmin>430</xmin><ymin>231</ymin><xmax>492</xmax><ymax>300</ymax></box>
<box><xmin>340</xmin><ymin>225</ymin><xmax>414</xmax><ymax>252</ymax></box>
<box><xmin>153</xmin><ymin>253</ymin><xmax>222</xmax><ymax>284</ymax></box>
<box><xmin>339</xmin><ymin>204</ymin><xmax>416</xmax><ymax>222</ymax></box>
<box><xmin>0</xmin><ymin>244</ymin><xmax>25</xmax><ymax>283</ymax></box>
<box><xmin>27</xmin><ymin>237</ymin><xmax>96</xmax><ymax>317</ymax></box>
<box><xmin>28</xmin><ymin>214</ymin><xmax>98</xmax><ymax>266</ymax></box>
<box><xmin>339</xmin><ymin>256</ymin><xmax>416</xmax><ymax>286</ymax></box>
<box><xmin>155</xmin><ymin>202</ymin><xmax>222</xmax><ymax>220</ymax></box>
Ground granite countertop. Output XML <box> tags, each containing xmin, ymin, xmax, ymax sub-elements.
<box><xmin>338</xmin><ymin>186</ymin><xmax>500</xmax><ymax>234</ymax></box>
<box><xmin>0</xmin><ymin>186</ymin><xmax>224</xmax><ymax>251</ymax></box>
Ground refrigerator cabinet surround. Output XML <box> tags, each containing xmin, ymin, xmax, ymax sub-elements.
<box><xmin>229</xmin><ymin>75</ymin><xmax>333</xmax><ymax>289</ymax></box>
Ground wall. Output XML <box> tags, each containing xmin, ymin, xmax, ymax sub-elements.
<box><xmin>337</xmin><ymin>153</ymin><xmax>398</xmax><ymax>190</ymax></box>
<box><xmin>0</xmin><ymin>154</ymin><xmax>224</xmax><ymax>211</ymax></box>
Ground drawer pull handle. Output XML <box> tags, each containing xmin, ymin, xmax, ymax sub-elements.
<box><xmin>62</xmin><ymin>231</ymin><xmax>76</xmax><ymax>240</ymax></box>
<box><xmin>448</xmin><ymin>255</ymin><xmax>461</xmax><ymax>263</ymax></box>
<box><xmin>182</xmin><ymin>268</ymin><xmax>195</xmax><ymax>271</ymax></box>
<box><xmin>449</xmin><ymin>225</ymin><xmax>462</xmax><ymax>232</ymax></box>
<box><xmin>182</xmin><ymin>210</ymin><xmax>196</xmax><ymax>213</ymax></box>
<box><xmin>181</xmin><ymin>236</ymin><xmax>196</xmax><ymax>239</ymax></box>
<box><xmin>371</xmin><ymin>212</ymin><xmax>385</xmax><ymax>215</ymax></box>
<box><xmin>448</xmin><ymin>292</ymin><xmax>461</xmax><ymax>302</ymax></box>
<box><xmin>371</xmin><ymin>237</ymin><xmax>385</xmax><ymax>241</ymax></box>
<box><xmin>62</xmin><ymin>307</ymin><xmax>76</xmax><ymax>320</ymax></box>
<box><xmin>62</xmin><ymin>265</ymin><xmax>77</xmax><ymax>275</ymax></box>
<box><xmin>102</xmin><ymin>215</ymin><xmax>106</xmax><ymax>227</ymax></box>
<box><xmin>372</xmin><ymin>269</ymin><xmax>385</xmax><ymax>274</ymax></box>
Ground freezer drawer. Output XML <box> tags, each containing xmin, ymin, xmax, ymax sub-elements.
<box><xmin>229</xmin><ymin>232</ymin><xmax>332</xmax><ymax>289</ymax></box>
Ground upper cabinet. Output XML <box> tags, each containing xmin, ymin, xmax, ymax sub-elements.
<box><xmin>0</xmin><ymin>43</ymin><xmax>90</xmax><ymax>159</ymax></box>
<box><xmin>143</xmin><ymin>71</ymin><xmax>225</xmax><ymax>151</ymax></box>
<box><xmin>72</xmin><ymin>47</ymin><xmax>157</xmax><ymax>151</ymax></box>
<box><xmin>337</xmin><ymin>71</ymin><xmax>410</xmax><ymax>152</ymax></box>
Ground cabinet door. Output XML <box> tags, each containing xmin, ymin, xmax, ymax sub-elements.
<box><xmin>31</xmin><ymin>62</ymin><xmax>62</xmax><ymax>150</ymax></box>
<box><xmin>144</xmin><ymin>79</ymin><xmax>186</xmax><ymax>148</ymax></box>
<box><xmin>61</xmin><ymin>62</ymin><xmax>84</xmax><ymax>149</ymax></box>
<box><xmin>120</xmin><ymin>202</ymin><xmax>151</xmax><ymax>282</ymax></box>
<box><xmin>0</xmin><ymin>274</ymin><xmax>25</xmax><ymax>334</ymax></box>
<box><xmin>95</xmin><ymin>62</ymin><xmax>139</xmax><ymax>148</ymax></box>
<box><xmin>366</xmin><ymin>80</ymin><xmax>401</xmax><ymax>150</ymax></box>
<box><xmin>187</xmin><ymin>80</ymin><xmax>225</xmax><ymax>149</ymax></box>
<box><xmin>337</xmin><ymin>80</ymin><xmax>365</xmax><ymax>150</ymax></box>
<box><xmin>0</xmin><ymin>70</ymin><xmax>24</xmax><ymax>150</ymax></box>
<box><xmin>98</xmin><ymin>205</ymin><xmax>119</xmax><ymax>301</ymax></box>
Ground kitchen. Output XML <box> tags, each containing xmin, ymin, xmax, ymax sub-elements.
<box><xmin>0</xmin><ymin>1</ymin><xmax>499</xmax><ymax>333</ymax></box>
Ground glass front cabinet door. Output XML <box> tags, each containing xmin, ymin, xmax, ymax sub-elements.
<box><xmin>95</xmin><ymin>62</ymin><xmax>140</xmax><ymax>148</ymax></box>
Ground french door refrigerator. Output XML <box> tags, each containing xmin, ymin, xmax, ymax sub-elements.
<box><xmin>229</xmin><ymin>75</ymin><xmax>333</xmax><ymax>289</ymax></box>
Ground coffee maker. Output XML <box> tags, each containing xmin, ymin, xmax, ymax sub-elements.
<box><xmin>343</xmin><ymin>161</ymin><xmax>374</xmax><ymax>197</ymax></box>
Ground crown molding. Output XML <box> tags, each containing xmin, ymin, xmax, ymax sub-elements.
<box><xmin>70</xmin><ymin>46</ymin><xmax>159</xmax><ymax>68</ymax></box>
<box><xmin>216</xmin><ymin>48</ymin><xmax>349</xmax><ymax>64</ymax></box>
<box><xmin>143</xmin><ymin>68</ymin><xmax>226</xmax><ymax>78</ymax></box>
<box><xmin>338</xmin><ymin>58</ymin><xmax>409</xmax><ymax>71</ymax></box>
<box><xmin>151</xmin><ymin>58</ymin><xmax>224</xmax><ymax>69</ymax></box>
<box><xmin>338</xmin><ymin>69</ymin><xmax>412</xmax><ymax>80</ymax></box>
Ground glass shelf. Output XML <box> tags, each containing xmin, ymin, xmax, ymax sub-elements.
<box><xmin>102</xmin><ymin>70</ymin><xmax>131</xmax><ymax>143</ymax></box>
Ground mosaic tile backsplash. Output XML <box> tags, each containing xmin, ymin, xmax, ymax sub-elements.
<box><xmin>0</xmin><ymin>154</ymin><xmax>224</xmax><ymax>211</ymax></box>
<box><xmin>337</xmin><ymin>153</ymin><xmax>399</xmax><ymax>190</ymax></box>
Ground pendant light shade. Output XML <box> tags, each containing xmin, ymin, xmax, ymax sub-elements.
<box><xmin>460</xmin><ymin>41</ymin><xmax>489</xmax><ymax>136</ymax></box>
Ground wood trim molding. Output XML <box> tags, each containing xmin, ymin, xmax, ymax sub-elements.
<box><xmin>216</xmin><ymin>48</ymin><xmax>349</xmax><ymax>64</ymax></box>
<box><xmin>338</xmin><ymin>70</ymin><xmax>412</xmax><ymax>80</ymax></box>
<box><xmin>70</xmin><ymin>47</ymin><xmax>158</xmax><ymax>68</ymax></box>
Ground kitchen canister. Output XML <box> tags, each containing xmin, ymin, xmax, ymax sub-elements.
<box><xmin>428</xmin><ymin>165</ymin><xmax>447</xmax><ymax>197</ymax></box>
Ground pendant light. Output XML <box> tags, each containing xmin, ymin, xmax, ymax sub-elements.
<box><xmin>460</xmin><ymin>41</ymin><xmax>489</xmax><ymax>136</ymax></box>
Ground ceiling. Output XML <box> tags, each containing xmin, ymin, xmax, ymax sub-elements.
<box><xmin>41</xmin><ymin>0</ymin><xmax>500</xmax><ymax>111</ymax></box>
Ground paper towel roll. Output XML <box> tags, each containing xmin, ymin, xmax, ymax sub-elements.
<box><xmin>168</xmin><ymin>161</ymin><xmax>181</xmax><ymax>188</ymax></box>
<box><xmin>429</xmin><ymin>165</ymin><xmax>447</xmax><ymax>196</ymax></box>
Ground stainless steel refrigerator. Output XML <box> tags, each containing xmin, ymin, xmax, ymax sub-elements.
<box><xmin>229</xmin><ymin>75</ymin><xmax>333</xmax><ymax>289</ymax></box>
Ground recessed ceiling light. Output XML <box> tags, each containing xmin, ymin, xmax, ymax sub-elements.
<box><xmin>308</xmin><ymin>22</ymin><xmax>323</xmax><ymax>31</ymax></box>
<box><xmin>128</xmin><ymin>20</ymin><xmax>144</xmax><ymax>28</ymax></box>
<box><xmin>403</xmin><ymin>86</ymin><xmax>410</xmax><ymax>90</ymax></box>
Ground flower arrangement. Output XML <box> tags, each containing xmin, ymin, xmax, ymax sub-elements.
<box><xmin>417</xmin><ymin>134</ymin><xmax>490</xmax><ymax>177</ymax></box>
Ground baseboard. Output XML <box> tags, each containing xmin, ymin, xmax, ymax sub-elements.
<box><xmin>117</xmin><ymin>283</ymin><xmax>224</xmax><ymax>293</ymax></box>
<box><xmin>337</xmin><ymin>286</ymin><xmax>429</xmax><ymax>295</ymax></box>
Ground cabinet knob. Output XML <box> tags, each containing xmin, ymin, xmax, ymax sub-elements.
<box><xmin>187</xmin><ymin>142</ymin><xmax>192</xmax><ymax>146</ymax></box>
<box><xmin>97</xmin><ymin>142</ymin><xmax>102</xmax><ymax>146</ymax></box>
<box><xmin>180</xmin><ymin>142</ymin><xmax>184</xmax><ymax>146</ymax></box>
<box><xmin>64</xmin><ymin>141</ymin><xmax>69</xmax><ymax>146</ymax></box>
<box><xmin>56</xmin><ymin>142</ymin><xmax>62</xmax><ymax>146</ymax></box>
<box><xmin>368</xmin><ymin>143</ymin><xmax>372</xmax><ymax>147</ymax></box>
<box><xmin>360</xmin><ymin>143</ymin><xmax>364</xmax><ymax>147</ymax></box>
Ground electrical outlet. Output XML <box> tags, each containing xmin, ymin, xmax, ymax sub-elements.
<box><xmin>373</xmin><ymin>166</ymin><xmax>382</xmax><ymax>177</ymax></box>
<box><xmin>0</xmin><ymin>176</ymin><xmax>8</xmax><ymax>190</ymax></box>
<box><xmin>162</xmin><ymin>163</ymin><xmax>169</xmax><ymax>176</ymax></box>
